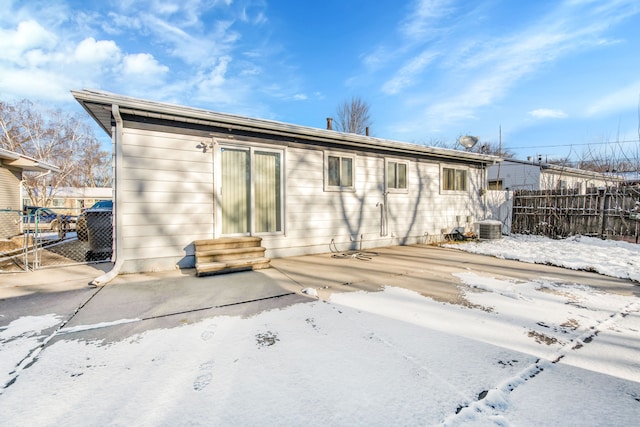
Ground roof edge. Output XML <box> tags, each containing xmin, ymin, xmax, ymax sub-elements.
<box><xmin>72</xmin><ymin>89</ymin><xmax>500</xmax><ymax>165</ymax></box>
<box><xmin>0</xmin><ymin>147</ymin><xmax>60</xmax><ymax>173</ymax></box>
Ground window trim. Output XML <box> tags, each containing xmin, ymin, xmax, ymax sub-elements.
<box><xmin>385</xmin><ymin>158</ymin><xmax>409</xmax><ymax>193</ymax></box>
<box><xmin>324</xmin><ymin>151</ymin><xmax>356</xmax><ymax>192</ymax></box>
<box><xmin>441</xmin><ymin>166</ymin><xmax>469</xmax><ymax>193</ymax></box>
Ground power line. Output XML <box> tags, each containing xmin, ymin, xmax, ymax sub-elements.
<box><xmin>509</xmin><ymin>138</ymin><xmax>640</xmax><ymax>150</ymax></box>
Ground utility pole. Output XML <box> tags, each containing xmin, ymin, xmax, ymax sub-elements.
<box><xmin>496</xmin><ymin>125</ymin><xmax>502</xmax><ymax>188</ymax></box>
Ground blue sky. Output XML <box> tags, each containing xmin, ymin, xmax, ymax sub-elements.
<box><xmin>1</xmin><ymin>0</ymin><xmax>640</xmax><ymax>163</ymax></box>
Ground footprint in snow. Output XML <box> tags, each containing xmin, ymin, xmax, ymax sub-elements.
<box><xmin>193</xmin><ymin>360</ymin><xmax>214</xmax><ymax>391</ymax></box>
<box><xmin>200</xmin><ymin>324</ymin><xmax>216</xmax><ymax>341</ymax></box>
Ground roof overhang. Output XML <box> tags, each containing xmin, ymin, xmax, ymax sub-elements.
<box><xmin>72</xmin><ymin>89</ymin><xmax>500</xmax><ymax>166</ymax></box>
<box><xmin>500</xmin><ymin>159</ymin><xmax>623</xmax><ymax>182</ymax></box>
<box><xmin>0</xmin><ymin>147</ymin><xmax>60</xmax><ymax>173</ymax></box>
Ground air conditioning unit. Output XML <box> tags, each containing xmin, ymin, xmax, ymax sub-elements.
<box><xmin>478</xmin><ymin>220</ymin><xmax>502</xmax><ymax>240</ymax></box>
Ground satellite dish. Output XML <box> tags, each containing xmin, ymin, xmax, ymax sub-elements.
<box><xmin>458</xmin><ymin>135</ymin><xmax>479</xmax><ymax>149</ymax></box>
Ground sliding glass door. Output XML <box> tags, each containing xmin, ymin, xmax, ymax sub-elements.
<box><xmin>220</xmin><ymin>147</ymin><xmax>282</xmax><ymax>235</ymax></box>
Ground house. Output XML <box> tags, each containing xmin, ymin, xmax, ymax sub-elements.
<box><xmin>616</xmin><ymin>171</ymin><xmax>640</xmax><ymax>186</ymax></box>
<box><xmin>487</xmin><ymin>158</ymin><xmax>620</xmax><ymax>193</ymax></box>
<box><xmin>22</xmin><ymin>186</ymin><xmax>113</xmax><ymax>214</ymax></box>
<box><xmin>73</xmin><ymin>89</ymin><xmax>499</xmax><ymax>275</ymax></box>
<box><xmin>0</xmin><ymin>147</ymin><xmax>60</xmax><ymax>239</ymax></box>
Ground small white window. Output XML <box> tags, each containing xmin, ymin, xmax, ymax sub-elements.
<box><xmin>386</xmin><ymin>159</ymin><xmax>408</xmax><ymax>192</ymax></box>
<box><xmin>442</xmin><ymin>167</ymin><xmax>468</xmax><ymax>192</ymax></box>
<box><xmin>325</xmin><ymin>152</ymin><xmax>355</xmax><ymax>191</ymax></box>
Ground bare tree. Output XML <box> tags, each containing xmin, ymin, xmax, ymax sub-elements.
<box><xmin>335</xmin><ymin>96</ymin><xmax>372</xmax><ymax>135</ymax></box>
<box><xmin>0</xmin><ymin>99</ymin><xmax>111</xmax><ymax>206</ymax></box>
<box><xmin>470</xmin><ymin>141</ymin><xmax>515</xmax><ymax>158</ymax></box>
<box><xmin>433</xmin><ymin>137</ymin><xmax>516</xmax><ymax>158</ymax></box>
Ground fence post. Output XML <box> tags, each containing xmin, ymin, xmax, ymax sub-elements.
<box><xmin>599</xmin><ymin>189</ymin><xmax>611</xmax><ymax>239</ymax></box>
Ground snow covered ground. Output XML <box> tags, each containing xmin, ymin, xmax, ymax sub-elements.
<box><xmin>1</xmin><ymin>235</ymin><xmax>639</xmax><ymax>426</ymax></box>
<box><xmin>444</xmin><ymin>234</ymin><xmax>640</xmax><ymax>282</ymax></box>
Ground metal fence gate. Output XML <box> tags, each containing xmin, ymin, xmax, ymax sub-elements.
<box><xmin>0</xmin><ymin>207</ymin><xmax>113</xmax><ymax>273</ymax></box>
<box><xmin>511</xmin><ymin>187</ymin><xmax>640</xmax><ymax>242</ymax></box>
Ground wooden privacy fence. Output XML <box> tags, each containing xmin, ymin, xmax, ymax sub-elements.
<box><xmin>511</xmin><ymin>187</ymin><xmax>640</xmax><ymax>242</ymax></box>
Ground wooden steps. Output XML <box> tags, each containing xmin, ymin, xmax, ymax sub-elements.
<box><xmin>194</xmin><ymin>237</ymin><xmax>270</xmax><ymax>276</ymax></box>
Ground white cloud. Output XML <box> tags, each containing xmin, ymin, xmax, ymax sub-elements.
<box><xmin>362</xmin><ymin>46</ymin><xmax>390</xmax><ymax>70</ymax></box>
<box><xmin>382</xmin><ymin>50</ymin><xmax>438</xmax><ymax>95</ymax></box>
<box><xmin>529</xmin><ymin>109</ymin><xmax>568</xmax><ymax>119</ymax></box>
<box><xmin>400</xmin><ymin>0</ymin><xmax>455</xmax><ymax>40</ymax></box>
<box><xmin>397</xmin><ymin>0</ymin><xmax>640</xmax><ymax>132</ymax></box>
<box><xmin>196</xmin><ymin>56</ymin><xmax>233</xmax><ymax>95</ymax></box>
<box><xmin>0</xmin><ymin>19</ymin><xmax>57</xmax><ymax>64</ymax></box>
<box><xmin>0</xmin><ymin>68</ymin><xmax>75</xmax><ymax>102</ymax></box>
<box><xmin>75</xmin><ymin>37</ymin><xmax>122</xmax><ymax>64</ymax></box>
<box><xmin>107</xmin><ymin>2</ymin><xmax>241</xmax><ymax>67</ymax></box>
<box><xmin>121</xmin><ymin>53</ymin><xmax>169</xmax><ymax>77</ymax></box>
<box><xmin>585</xmin><ymin>81</ymin><xmax>640</xmax><ymax>117</ymax></box>
<box><xmin>12</xmin><ymin>19</ymin><xmax>55</xmax><ymax>50</ymax></box>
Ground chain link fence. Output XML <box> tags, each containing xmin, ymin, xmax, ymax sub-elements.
<box><xmin>0</xmin><ymin>207</ymin><xmax>113</xmax><ymax>273</ymax></box>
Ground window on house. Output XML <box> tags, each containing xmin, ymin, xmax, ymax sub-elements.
<box><xmin>442</xmin><ymin>167</ymin><xmax>468</xmax><ymax>191</ymax></box>
<box><xmin>586</xmin><ymin>186</ymin><xmax>598</xmax><ymax>194</ymax></box>
<box><xmin>325</xmin><ymin>153</ymin><xmax>355</xmax><ymax>191</ymax></box>
<box><xmin>386</xmin><ymin>160</ymin><xmax>408</xmax><ymax>191</ymax></box>
<box><xmin>488</xmin><ymin>179</ymin><xmax>503</xmax><ymax>190</ymax></box>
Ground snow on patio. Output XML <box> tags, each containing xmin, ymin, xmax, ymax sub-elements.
<box><xmin>1</xmin><ymin>235</ymin><xmax>639</xmax><ymax>426</ymax></box>
<box><xmin>444</xmin><ymin>234</ymin><xmax>640</xmax><ymax>282</ymax></box>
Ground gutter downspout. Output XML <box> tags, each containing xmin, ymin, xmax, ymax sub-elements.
<box><xmin>90</xmin><ymin>104</ymin><xmax>124</xmax><ymax>287</ymax></box>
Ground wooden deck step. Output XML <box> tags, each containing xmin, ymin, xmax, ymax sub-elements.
<box><xmin>194</xmin><ymin>236</ymin><xmax>263</xmax><ymax>251</ymax></box>
<box><xmin>195</xmin><ymin>246</ymin><xmax>266</xmax><ymax>263</ymax></box>
<box><xmin>194</xmin><ymin>237</ymin><xmax>270</xmax><ymax>276</ymax></box>
<box><xmin>196</xmin><ymin>257</ymin><xmax>271</xmax><ymax>276</ymax></box>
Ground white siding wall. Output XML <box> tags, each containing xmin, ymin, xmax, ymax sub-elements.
<box><xmin>265</xmin><ymin>147</ymin><xmax>486</xmax><ymax>258</ymax></box>
<box><xmin>0</xmin><ymin>166</ymin><xmax>21</xmax><ymax>238</ymax></box>
<box><xmin>485</xmin><ymin>190</ymin><xmax>512</xmax><ymax>235</ymax></box>
<box><xmin>489</xmin><ymin>162</ymin><xmax>612</xmax><ymax>193</ymax></box>
<box><xmin>117</xmin><ymin>127</ymin><xmax>487</xmax><ymax>271</ymax></box>
<box><xmin>488</xmin><ymin>163</ymin><xmax>541</xmax><ymax>190</ymax></box>
<box><xmin>540</xmin><ymin>171</ymin><xmax>609</xmax><ymax>192</ymax></box>
<box><xmin>118</xmin><ymin>128</ymin><xmax>214</xmax><ymax>272</ymax></box>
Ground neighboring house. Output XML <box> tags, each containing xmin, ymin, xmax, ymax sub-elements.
<box><xmin>23</xmin><ymin>187</ymin><xmax>112</xmax><ymax>213</ymax></box>
<box><xmin>0</xmin><ymin>147</ymin><xmax>60</xmax><ymax>239</ymax></box>
<box><xmin>487</xmin><ymin>158</ymin><xmax>620</xmax><ymax>193</ymax></box>
<box><xmin>616</xmin><ymin>171</ymin><xmax>640</xmax><ymax>186</ymax></box>
<box><xmin>73</xmin><ymin>89</ymin><xmax>499</xmax><ymax>274</ymax></box>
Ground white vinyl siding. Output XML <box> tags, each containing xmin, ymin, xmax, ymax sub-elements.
<box><xmin>113</xmin><ymin>127</ymin><xmax>486</xmax><ymax>272</ymax></box>
<box><xmin>264</xmin><ymin>150</ymin><xmax>484</xmax><ymax>258</ymax></box>
<box><xmin>118</xmin><ymin>128</ymin><xmax>215</xmax><ymax>272</ymax></box>
<box><xmin>0</xmin><ymin>166</ymin><xmax>21</xmax><ymax>238</ymax></box>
